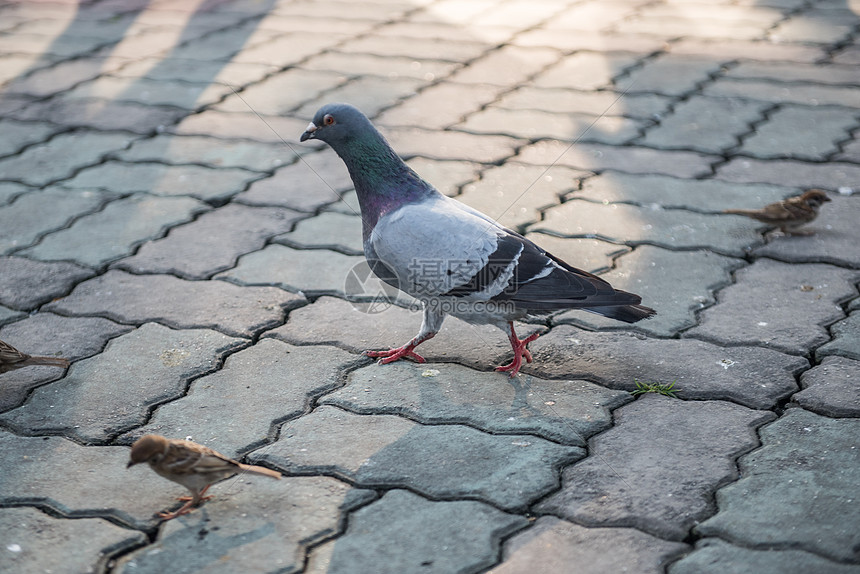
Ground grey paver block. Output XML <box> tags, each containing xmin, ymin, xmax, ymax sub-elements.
<box><xmin>0</xmin><ymin>322</ymin><xmax>245</xmax><ymax>442</ymax></box>
<box><xmin>496</xmin><ymin>86</ymin><xmax>670</xmax><ymax>120</ymax></box>
<box><xmin>406</xmin><ymin>157</ymin><xmax>480</xmax><ymax>197</ymax></box>
<box><xmin>769</xmin><ymin>11</ymin><xmax>855</xmax><ymax>44</ymax></box>
<box><xmin>616</xmin><ymin>15</ymin><xmax>769</xmax><ymax>41</ymax></box>
<box><xmin>216</xmin><ymin>244</ymin><xmax>365</xmax><ymax>297</ymax></box>
<box><xmin>616</xmin><ymin>55</ymin><xmax>723</xmax><ymax>96</ymax></box>
<box><xmin>543</xmin><ymin>2</ymin><xmax>638</xmax><ymax>31</ymax></box>
<box><xmin>304</xmin><ymin>489</ymin><xmax>527</xmax><ymax>574</ymax></box>
<box><xmin>456</xmin><ymin>163</ymin><xmax>586</xmax><ymax>230</ymax></box>
<box><xmin>537</xmin><ymin>395</ymin><xmax>775</xmax><ymax>541</ymax></box>
<box><xmin>741</xmin><ymin>105</ymin><xmax>856</xmax><ymax>160</ymax></box>
<box><xmin>124</xmin><ymin>340</ymin><xmax>361</xmax><ymax>457</ymax></box>
<box><xmin>214</xmin><ymin>68</ymin><xmax>345</xmax><ymax>115</ymax></box>
<box><xmin>716</xmin><ymin>157</ymin><xmax>860</xmax><ymax>190</ymax></box>
<box><xmin>794</xmin><ymin>356</ymin><xmax>860</xmax><ymax>418</ymax></box>
<box><xmin>10</xmin><ymin>98</ymin><xmax>187</xmax><ymax>134</ymax></box>
<box><xmin>534</xmin><ymin>200</ymin><xmax>764</xmax><ymax>257</ymax></box>
<box><xmin>47</xmin><ymin>270</ymin><xmax>300</xmax><ymax>338</ymax></box>
<box><xmin>0</xmin><ymin>431</ymin><xmax>195</xmax><ymax>529</ymax></box>
<box><xmin>670</xmin><ymin>538</ymin><xmax>860</xmax><ymax>574</ymax></box>
<box><xmin>752</xmin><ymin>194</ymin><xmax>860</xmax><ymax>268</ymax></box>
<box><xmin>1</xmin><ymin>55</ymin><xmax>114</xmax><ymax>93</ymax></box>
<box><xmin>0</xmin><ymin>182</ymin><xmax>30</xmax><ymax>205</ymax></box>
<box><xmin>0</xmin><ymin>187</ymin><xmax>118</xmax><ymax>254</ymax></box>
<box><xmin>817</xmin><ymin>311</ymin><xmax>860</xmax><ymax>361</ymax></box>
<box><xmin>447</xmin><ymin>45</ymin><xmax>559</xmax><ymax>86</ymax></box>
<box><xmin>0</xmin><ymin>119</ymin><xmax>60</xmax><ymax>157</ymax></box>
<box><xmin>557</xmin><ymin>246</ymin><xmax>745</xmax><ymax>337</ymax></box>
<box><xmin>527</xmin><ymin>325</ymin><xmax>808</xmax><ymax>410</ymax></box>
<box><xmin>685</xmin><ymin>260</ymin><xmax>859</xmax><ymax>355</ymax></box>
<box><xmin>274</xmin><ymin>211</ymin><xmax>363</xmax><ymax>255</ymax></box>
<box><xmin>232</xmin><ymin>31</ymin><xmax>352</xmax><ymax>67</ymax></box>
<box><xmin>696</xmin><ymin>408</ymin><xmax>860</xmax><ymax>562</ymax></box>
<box><xmin>641</xmin><ymin>96</ymin><xmax>769</xmax><ymax>153</ymax></box>
<box><xmin>726</xmin><ymin>60</ymin><xmax>860</xmax><ymax>85</ymax></box>
<box><xmin>705</xmin><ymin>78</ymin><xmax>860</xmax><ymax>108</ymax></box>
<box><xmin>0</xmin><ymin>507</ymin><xmax>145</xmax><ymax>573</ymax></box>
<box><xmin>522</xmin><ymin>232</ymin><xmax>630</xmax><ymax>274</ymax></box>
<box><xmin>532</xmin><ymin>52</ymin><xmax>639</xmax><ymax>91</ymax></box>
<box><xmin>62</xmin><ymin>161</ymin><xmax>264</xmax><ymax>202</ymax></box>
<box><xmin>0</xmin><ymin>305</ymin><xmax>22</xmax><ymax>326</ymax></box>
<box><xmin>459</xmin><ymin>106</ymin><xmax>644</xmax><ymax>145</ymax></box>
<box><xmin>61</xmin><ymin>75</ymin><xmax>234</xmax><ymax>109</ymax></box>
<box><xmin>668</xmin><ymin>37</ymin><xmax>824</xmax><ymax>62</ymax></box>
<box><xmin>159</xmin><ymin>21</ymin><xmax>280</xmax><ymax>62</ymax></box>
<box><xmin>0</xmin><ymin>313</ymin><xmax>132</xmax><ymax>412</ymax></box>
<box><xmin>490</xmin><ymin>516</ymin><xmax>688</xmax><ymax>574</ymax></box>
<box><xmin>322</xmin><ymin>361</ymin><xmax>630</xmax><ymax>446</ymax></box>
<box><xmin>515</xmin><ymin>140</ymin><xmax>716</xmax><ymax>178</ymax></box>
<box><xmin>337</xmin><ymin>34</ymin><xmax>489</xmax><ymax>62</ymax></box>
<box><xmin>301</xmin><ymin>51</ymin><xmax>460</xmax><ymax>81</ymax></box>
<box><xmin>114</xmin><ymin>57</ymin><xmax>277</xmax><ymax>85</ymax></box>
<box><xmin>0</xmin><ymin>131</ymin><xmax>134</xmax><ymax>186</ymax></box>
<box><xmin>115</xmin><ymin>134</ymin><xmax>292</xmax><ymax>172</ymax></box>
<box><xmin>169</xmin><ymin>109</ymin><xmax>311</xmax><ymax>145</ymax></box>
<box><xmin>515</xmin><ymin>28</ymin><xmax>665</xmax><ymax>53</ymax></box>
<box><xmin>377</xmin><ymin>82</ymin><xmax>508</xmax><ymax>130</ymax></box>
<box><xmin>0</xmin><ymin>256</ymin><xmax>94</xmax><ymax>310</ymax></box>
<box><xmin>255</xmin><ymin>405</ymin><xmax>582</xmax><ymax>511</ymax></box>
<box><xmin>236</xmin><ymin>148</ymin><xmax>352</xmax><ymax>212</ymax></box>
<box><xmin>19</xmin><ymin>195</ymin><xmax>208</xmax><ymax>267</ymax></box>
<box><xmin>265</xmin><ymin>296</ymin><xmax>543</xmax><ymax>371</ymax></box>
<box><xmin>385</xmin><ymin>126</ymin><xmax>524</xmax><ymax>164</ymax></box>
<box><xmin>116</xmin><ymin>204</ymin><xmax>305</xmax><ymax>279</ymax></box>
<box><xmin>114</xmin><ymin>476</ymin><xmax>372</xmax><ymax>574</ymax></box>
<box><xmin>295</xmin><ymin>76</ymin><xmax>428</xmax><ymax>119</ymax></box>
<box><xmin>575</xmin><ymin>171</ymin><xmax>797</xmax><ymax>212</ymax></box>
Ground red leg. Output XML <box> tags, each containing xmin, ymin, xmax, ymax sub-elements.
<box><xmin>159</xmin><ymin>486</ymin><xmax>212</xmax><ymax>520</ymax></box>
<box><xmin>365</xmin><ymin>332</ymin><xmax>435</xmax><ymax>364</ymax></box>
<box><xmin>496</xmin><ymin>323</ymin><xmax>540</xmax><ymax>377</ymax></box>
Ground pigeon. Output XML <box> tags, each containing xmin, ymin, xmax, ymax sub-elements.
<box><xmin>301</xmin><ymin>103</ymin><xmax>655</xmax><ymax>376</ymax></box>
<box><xmin>127</xmin><ymin>434</ymin><xmax>281</xmax><ymax>519</ymax></box>
<box><xmin>723</xmin><ymin>189</ymin><xmax>831</xmax><ymax>234</ymax></box>
<box><xmin>0</xmin><ymin>338</ymin><xmax>70</xmax><ymax>374</ymax></box>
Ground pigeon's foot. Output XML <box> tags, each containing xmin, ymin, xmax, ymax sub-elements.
<box><xmin>364</xmin><ymin>333</ymin><xmax>435</xmax><ymax>365</ymax></box>
<box><xmin>496</xmin><ymin>324</ymin><xmax>541</xmax><ymax>377</ymax></box>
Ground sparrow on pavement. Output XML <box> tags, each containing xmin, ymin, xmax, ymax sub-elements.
<box><xmin>0</xmin><ymin>338</ymin><xmax>70</xmax><ymax>374</ymax></box>
<box><xmin>300</xmin><ymin>103</ymin><xmax>654</xmax><ymax>376</ymax></box>
<box><xmin>127</xmin><ymin>434</ymin><xmax>281</xmax><ymax>520</ymax></box>
<box><xmin>723</xmin><ymin>189</ymin><xmax>831</xmax><ymax>234</ymax></box>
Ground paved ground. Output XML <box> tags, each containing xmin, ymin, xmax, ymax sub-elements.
<box><xmin>1</xmin><ymin>0</ymin><xmax>859</xmax><ymax>572</ymax></box>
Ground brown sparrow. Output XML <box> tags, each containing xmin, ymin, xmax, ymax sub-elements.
<box><xmin>0</xmin><ymin>338</ymin><xmax>70</xmax><ymax>374</ymax></box>
<box><xmin>127</xmin><ymin>434</ymin><xmax>281</xmax><ymax>519</ymax></box>
<box><xmin>723</xmin><ymin>189</ymin><xmax>831</xmax><ymax>234</ymax></box>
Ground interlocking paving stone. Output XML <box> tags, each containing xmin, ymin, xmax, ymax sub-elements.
<box><xmin>0</xmin><ymin>256</ymin><xmax>94</xmax><ymax>310</ymax></box>
<box><xmin>640</xmin><ymin>96</ymin><xmax>770</xmax><ymax>153</ymax></box>
<box><xmin>615</xmin><ymin>15</ymin><xmax>770</xmax><ymax>41</ymax></box>
<box><xmin>716</xmin><ymin>157</ymin><xmax>860</xmax><ymax>190</ymax></box>
<box><xmin>0</xmin><ymin>119</ymin><xmax>60</xmax><ymax>158</ymax></box>
<box><xmin>336</xmin><ymin>34</ymin><xmax>490</xmax><ymax>62</ymax></box>
<box><xmin>459</xmin><ymin>107</ymin><xmax>644</xmax><ymax>145</ymax></box>
<box><xmin>406</xmin><ymin>157</ymin><xmax>480</xmax><ymax>197</ymax></box>
<box><xmin>522</xmin><ymin>232</ymin><xmax>630</xmax><ymax>274</ymax></box>
<box><xmin>704</xmin><ymin>78</ymin><xmax>860</xmax><ymax>108</ymax></box>
<box><xmin>556</xmin><ymin>246</ymin><xmax>745</xmax><ymax>337</ymax></box>
<box><xmin>265</xmin><ymin>296</ymin><xmax>544</xmax><ymax>371</ymax></box>
<box><xmin>534</xmin><ymin>200</ymin><xmax>764</xmax><ymax>257</ymax></box>
<box><xmin>616</xmin><ymin>55</ymin><xmax>723</xmax><ymax>96</ymax></box>
<box><xmin>254</xmin><ymin>405</ymin><xmax>582</xmax><ymax>511</ymax></box>
<box><xmin>667</xmin><ymin>38</ymin><xmax>824</xmax><ymax>62</ymax></box>
<box><xmin>685</xmin><ymin>260</ymin><xmax>859</xmax><ymax>355</ymax></box>
<box><xmin>114</xmin><ymin>477</ymin><xmax>372</xmax><ymax>574</ymax></box>
<box><xmin>60</xmin><ymin>75</ymin><xmax>234</xmax><ymax>109</ymax></box>
<box><xmin>214</xmin><ymin>68</ymin><xmax>346</xmax><ymax>115</ymax></box>
<box><xmin>377</xmin><ymin>82</ymin><xmax>508</xmax><ymax>130</ymax></box>
<box><xmin>725</xmin><ymin>60</ymin><xmax>859</xmax><ymax>85</ymax></box>
<box><xmin>531</xmin><ymin>52</ymin><xmax>639</xmax><ymax>91</ymax></box>
<box><xmin>495</xmin><ymin>87</ymin><xmax>671</xmax><ymax>119</ymax></box>
<box><xmin>0</xmin><ymin>182</ymin><xmax>30</xmax><ymax>205</ymax></box>
<box><xmin>490</xmin><ymin>516</ymin><xmax>688</xmax><ymax>574</ymax></box>
<box><xmin>515</xmin><ymin>140</ymin><xmax>716</xmax><ymax>178</ymax></box>
<box><xmin>114</xmin><ymin>57</ymin><xmax>277</xmax><ymax>85</ymax></box>
<box><xmin>301</xmin><ymin>51</ymin><xmax>459</xmax><ymax>81</ymax></box>
<box><xmin>115</xmin><ymin>133</ymin><xmax>292</xmax><ymax>172</ymax></box>
<box><xmin>233</xmin><ymin>31</ymin><xmax>354</xmax><ymax>68</ymax></box>
<box><xmin>817</xmin><ymin>311</ymin><xmax>860</xmax><ymax>362</ymax></box>
<box><xmin>295</xmin><ymin>76</ymin><xmax>428</xmax><ymax>119</ymax></box>
<box><xmin>752</xmin><ymin>194</ymin><xmax>860</xmax><ymax>268</ymax></box>
<box><xmin>304</xmin><ymin>489</ymin><xmax>527</xmax><ymax>574</ymax></box>
<box><xmin>123</xmin><ymin>340</ymin><xmax>361</xmax><ymax>457</ymax></box>
<box><xmin>62</xmin><ymin>161</ymin><xmax>264</xmax><ymax>202</ymax></box>
<box><xmin>670</xmin><ymin>538</ymin><xmax>860</xmax><ymax>574</ymax></box>
<box><xmin>116</xmin><ymin>204</ymin><xmax>305</xmax><ymax>279</ymax></box>
<box><xmin>456</xmin><ymin>163</ymin><xmax>586</xmax><ymax>231</ymax></box>
<box><xmin>536</xmin><ymin>394</ymin><xmax>775</xmax><ymax>541</ymax></box>
<box><xmin>448</xmin><ymin>45</ymin><xmax>560</xmax><ymax>86</ymax></box>
<box><xmin>216</xmin><ymin>245</ymin><xmax>365</xmax><ymax>297</ymax></box>
<box><xmin>574</xmin><ymin>171</ymin><xmax>797</xmax><ymax>212</ymax></box>
<box><xmin>322</xmin><ymin>362</ymin><xmax>629</xmax><ymax>447</ymax></box>
<box><xmin>19</xmin><ymin>195</ymin><xmax>208</xmax><ymax>267</ymax></box>
<box><xmin>9</xmin><ymin>98</ymin><xmax>187</xmax><ymax>134</ymax></box>
<box><xmin>527</xmin><ymin>325</ymin><xmax>808</xmax><ymax>410</ymax></box>
<box><xmin>273</xmin><ymin>211</ymin><xmax>363</xmax><ymax>255</ymax></box>
<box><xmin>0</xmin><ymin>187</ymin><xmax>118</xmax><ymax>254</ymax></box>
<box><xmin>793</xmin><ymin>356</ymin><xmax>860</xmax><ymax>418</ymax></box>
<box><xmin>47</xmin><ymin>270</ymin><xmax>300</xmax><ymax>338</ymax></box>
<box><xmin>236</xmin><ymin>149</ymin><xmax>352</xmax><ymax>212</ymax></box>
<box><xmin>696</xmin><ymin>408</ymin><xmax>860</xmax><ymax>563</ymax></box>
<box><xmin>0</xmin><ymin>305</ymin><xmax>22</xmax><ymax>326</ymax></box>
<box><xmin>514</xmin><ymin>29</ymin><xmax>665</xmax><ymax>53</ymax></box>
<box><xmin>0</xmin><ymin>507</ymin><xmax>145</xmax><ymax>573</ymax></box>
<box><xmin>384</xmin><ymin>127</ymin><xmax>523</xmax><ymax>164</ymax></box>
<box><xmin>0</xmin><ymin>323</ymin><xmax>245</xmax><ymax>443</ymax></box>
<box><xmin>740</xmin><ymin>105</ymin><xmax>857</xmax><ymax>160</ymax></box>
<box><xmin>169</xmin><ymin>110</ymin><xmax>310</xmax><ymax>145</ymax></box>
<box><xmin>0</xmin><ymin>131</ymin><xmax>134</xmax><ymax>186</ymax></box>
<box><xmin>770</xmin><ymin>11</ymin><xmax>855</xmax><ymax>44</ymax></box>
<box><xmin>0</xmin><ymin>313</ymin><xmax>131</xmax><ymax>412</ymax></box>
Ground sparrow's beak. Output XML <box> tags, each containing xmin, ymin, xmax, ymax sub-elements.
<box><xmin>300</xmin><ymin>122</ymin><xmax>318</xmax><ymax>142</ymax></box>
<box><xmin>127</xmin><ymin>460</ymin><xmax>136</xmax><ymax>468</ymax></box>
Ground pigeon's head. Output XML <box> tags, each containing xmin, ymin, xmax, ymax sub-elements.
<box><xmin>800</xmin><ymin>189</ymin><xmax>831</xmax><ymax>210</ymax></box>
<box><xmin>300</xmin><ymin>103</ymin><xmax>372</xmax><ymax>146</ymax></box>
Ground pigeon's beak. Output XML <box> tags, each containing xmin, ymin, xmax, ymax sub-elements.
<box><xmin>300</xmin><ymin>122</ymin><xmax>318</xmax><ymax>142</ymax></box>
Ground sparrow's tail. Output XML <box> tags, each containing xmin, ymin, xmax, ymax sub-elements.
<box><xmin>584</xmin><ymin>303</ymin><xmax>656</xmax><ymax>323</ymax></box>
<box><xmin>723</xmin><ymin>209</ymin><xmax>756</xmax><ymax>216</ymax></box>
<box><xmin>24</xmin><ymin>356</ymin><xmax>70</xmax><ymax>368</ymax></box>
<box><xmin>238</xmin><ymin>463</ymin><xmax>281</xmax><ymax>480</ymax></box>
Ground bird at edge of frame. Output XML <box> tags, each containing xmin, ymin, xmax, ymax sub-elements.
<box><xmin>127</xmin><ymin>434</ymin><xmax>281</xmax><ymax>520</ymax></box>
<box><xmin>0</xmin><ymin>338</ymin><xmax>69</xmax><ymax>374</ymax></box>
<box><xmin>300</xmin><ymin>103</ymin><xmax>656</xmax><ymax>377</ymax></box>
<box><xmin>723</xmin><ymin>189</ymin><xmax>831</xmax><ymax>235</ymax></box>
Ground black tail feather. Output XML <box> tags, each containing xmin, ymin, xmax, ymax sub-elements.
<box><xmin>584</xmin><ymin>304</ymin><xmax>656</xmax><ymax>323</ymax></box>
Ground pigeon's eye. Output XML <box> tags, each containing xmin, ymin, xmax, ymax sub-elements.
<box><xmin>323</xmin><ymin>114</ymin><xmax>335</xmax><ymax>126</ymax></box>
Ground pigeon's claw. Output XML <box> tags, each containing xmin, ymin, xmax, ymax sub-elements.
<box><xmin>496</xmin><ymin>324</ymin><xmax>541</xmax><ymax>378</ymax></box>
<box><xmin>365</xmin><ymin>345</ymin><xmax>427</xmax><ymax>364</ymax></box>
